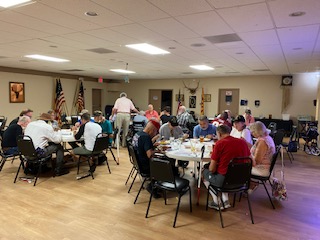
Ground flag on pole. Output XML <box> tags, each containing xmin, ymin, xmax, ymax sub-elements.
<box><xmin>200</xmin><ymin>87</ymin><xmax>204</xmax><ymax>115</ymax></box>
<box><xmin>54</xmin><ymin>79</ymin><xmax>66</xmax><ymax>125</ymax></box>
<box><xmin>76</xmin><ymin>80</ymin><xmax>85</xmax><ymax>113</ymax></box>
<box><xmin>177</xmin><ymin>89</ymin><xmax>182</xmax><ymax>114</ymax></box>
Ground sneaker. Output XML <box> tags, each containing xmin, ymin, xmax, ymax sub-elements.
<box><xmin>208</xmin><ymin>201</ymin><xmax>224</xmax><ymax>211</ymax></box>
<box><xmin>222</xmin><ymin>201</ymin><xmax>231</xmax><ymax>209</ymax></box>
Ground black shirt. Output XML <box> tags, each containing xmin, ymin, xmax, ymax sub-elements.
<box><xmin>2</xmin><ymin>124</ymin><xmax>22</xmax><ymax>148</ymax></box>
<box><xmin>9</xmin><ymin>117</ymin><xmax>19</xmax><ymax>126</ymax></box>
<box><xmin>160</xmin><ymin>114</ymin><xmax>171</xmax><ymax>124</ymax></box>
<box><xmin>132</xmin><ymin>131</ymin><xmax>153</xmax><ymax>174</ymax></box>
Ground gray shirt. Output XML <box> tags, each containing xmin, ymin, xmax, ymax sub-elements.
<box><xmin>159</xmin><ymin>123</ymin><xmax>184</xmax><ymax>140</ymax></box>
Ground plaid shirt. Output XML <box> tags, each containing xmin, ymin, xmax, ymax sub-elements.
<box><xmin>177</xmin><ymin>112</ymin><xmax>193</xmax><ymax>128</ymax></box>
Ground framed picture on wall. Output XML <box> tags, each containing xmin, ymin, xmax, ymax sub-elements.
<box><xmin>9</xmin><ymin>82</ymin><xmax>25</xmax><ymax>103</ymax></box>
<box><xmin>204</xmin><ymin>94</ymin><xmax>211</xmax><ymax>102</ymax></box>
<box><xmin>189</xmin><ymin>96</ymin><xmax>196</xmax><ymax>108</ymax></box>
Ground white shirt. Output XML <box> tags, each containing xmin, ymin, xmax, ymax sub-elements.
<box><xmin>25</xmin><ymin>120</ymin><xmax>62</xmax><ymax>149</ymax></box>
<box><xmin>114</xmin><ymin>96</ymin><xmax>135</xmax><ymax>113</ymax></box>
<box><xmin>230</xmin><ymin>127</ymin><xmax>253</xmax><ymax>145</ymax></box>
<box><xmin>83</xmin><ymin>122</ymin><xmax>102</xmax><ymax>151</ymax></box>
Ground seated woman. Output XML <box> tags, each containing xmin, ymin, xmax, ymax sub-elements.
<box><xmin>230</xmin><ymin>115</ymin><xmax>253</xmax><ymax>147</ymax></box>
<box><xmin>249</xmin><ymin>121</ymin><xmax>276</xmax><ymax>192</ymax></box>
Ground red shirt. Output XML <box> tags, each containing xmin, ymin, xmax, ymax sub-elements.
<box><xmin>211</xmin><ymin>136</ymin><xmax>250</xmax><ymax>175</ymax></box>
<box><xmin>145</xmin><ymin>110</ymin><xmax>159</xmax><ymax>120</ymax></box>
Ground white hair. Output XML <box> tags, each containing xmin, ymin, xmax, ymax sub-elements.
<box><xmin>120</xmin><ymin>92</ymin><xmax>127</xmax><ymax>98</ymax></box>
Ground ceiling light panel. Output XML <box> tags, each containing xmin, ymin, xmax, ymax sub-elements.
<box><xmin>126</xmin><ymin>43</ymin><xmax>170</xmax><ymax>55</ymax></box>
<box><xmin>0</xmin><ymin>0</ymin><xmax>33</xmax><ymax>8</ymax></box>
<box><xmin>110</xmin><ymin>69</ymin><xmax>136</xmax><ymax>74</ymax></box>
<box><xmin>189</xmin><ymin>65</ymin><xmax>214</xmax><ymax>70</ymax></box>
<box><xmin>24</xmin><ymin>54</ymin><xmax>70</xmax><ymax>62</ymax></box>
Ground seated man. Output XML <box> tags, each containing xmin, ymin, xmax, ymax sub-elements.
<box><xmin>145</xmin><ymin>104</ymin><xmax>159</xmax><ymax>120</ymax></box>
<box><xmin>1</xmin><ymin>116</ymin><xmax>31</xmax><ymax>155</ymax></box>
<box><xmin>159</xmin><ymin>116</ymin><xmax>186</xmax><ymax>140</ymax></box>
<box><xmin>72</xmin><ymin>113</ymin><xmax>102</xmax><ymax>172</ymax></box>
<box><xmin>160</xmin><ymin>106</ymin><xmax>171</xmax><ymax>124</ymax></box>
<box><xmin>212</xmin><ymin>111</ymin><xmax>232</xmax><ymax>128</ymax></box>
<box><xmin>193</xmin><ymin>115</ymin><xmax>217</xmax><ymax>139</ymax></box>
<box><xmin>25</xmin><ymin>113</ymin><xmax>68</xmax><ymax>176</ymax></box>
<box><xmin>202</xmin><ymin>125</ymin><xmax>251</xmax><ymax>210</ymax></box>
<box><xmin>9</xmin><ymin>108</ymin><xmax>33</xmax><ymax>126</ymax></box>
<box><xmin>132</xmin><ymin>119</ymin><xmax>161</xmax><ymax>198</ymax></box>
<box><xmin>177</xmin><ymin>106</ymin><xmax>195</xmax><ymax>130</ymax></box>
<box><xmin>93</xmin><ymin>110</ymin><xmax>113</xmax><ymax>144</ymax></box>
<box><xmin>132</xmin><ymin>110</ymin><xmax>148</xmax><ymax>132</ymax></box>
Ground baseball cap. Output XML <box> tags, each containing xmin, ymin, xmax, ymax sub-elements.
<box><xmin>169</xmin><ymin>116</ymin><xmax>178</xmax><ymax>127</ymax></box>
<box><xmin>233</xmin><ymin>115</ymin><xmax>245</xmax><ymax>123</ymax></box>
<box><xmin>79</xmin><ymin>109</ymin><xmax>89</xmax><ymax>115</ymax></box>
<box><xmin>149</xmin><ymin>119</ymin><xmax>160</xmax><ymax>132</ymax></box>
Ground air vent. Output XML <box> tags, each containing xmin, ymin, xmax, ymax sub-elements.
<box><xmin>62</xmin><ymin>69</ymin><xmax>84</xmax><ymax>72</ymax></box>
<box><xmin>204</xmin><ymin>34</ymin><xmax>242</xmax><ymax>44</ymax></box>
<box><xmin>86</xmin><ymin>48</ymin><xmax>116</xmax><ymax>54</ymax></box>
<box><xmin>253</xmin><ymin>69</ymin><xmax>270</xmax><ymax>72</ymax></box>
<box><xmin>0</xmin><ymin>56</ymin><xmax>8</xmax><ymax>59</ymax></box>
<box><xmin>181</xmin><ymin>72</ymin><xmax>194</xmax><ymax>74</ymax></box>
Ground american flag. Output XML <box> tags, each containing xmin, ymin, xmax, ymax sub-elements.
<box><xmin>176</xmin><ymin>89</ymin><xmax>182</xmax><ymax>114</ymax></box>
<box><xmin>200</xmin><ymin>87</ymin><xmax>204</xmax><ymax>115</ymax></box>
<box><xmin>76</xmin><ymin>80</ymin><xmax>85</xmax><ymax>113</ymax></box>
<box><xmin>54</xmin><ymin>79</ymin><xmax>66</xmax><ymax>125</ymax></box>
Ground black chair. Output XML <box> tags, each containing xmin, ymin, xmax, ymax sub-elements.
<box><xmin>282</xmin><ymin>125</ymin><xmax>298</xmax><ymax>161</ymax></box>
<box><xmin>267</xmin><ymin>122</ymin><xmax>277</xmax><ymax>138</ymax></box>
<box><xmin>132</xmin><ymin>121</ymin><xmax>146</xmax><ymax>134</ymax></box>
<box><xmin>14</xmin><ymin>135</ymin><xmax>54</xmax><ymax>186</ymax></box>
<box><xmin>145</xmin><ymin>157</ymin><xmax>192</xmax><ymax>228</ymax></box>
<box><xmin>250</xmin><ymin>146</ymin><xmax>281</xmax><ymax>209</ymax></box>
<box><xmin>0</xmin><ymin>148</ymin><xmax>18</xmax><ymax>172</ymax></box>
<box><xmin>105</xmin><ymin>132</ymin><xmax>119</xmax><ymax>165</ymax></box>
<box><xmin>205</xmin><ymin>157</ymin><xmax>253</xmax><ymax>228</ymax></box>
<box><xmin>127</xmin><ymin>144</ymin><xmax>150</xmax><ymax>205</ymax></box>
<box><xmin>273</xmin><ymin>130</ymin><xmax>292</xmax><ymax>163</ymax></box>
<box><xmin>125</xmin><ymin>137</ymin><xmax>136</xmax><ymax>186</ymax></box>
<box><xmin>0</xmin><ymin>116</ymin><xmax>7</xmax><ymax>139</ymax></box>
<box><xmin>75</xmin><ymin>133</ymin><xmax>111</xmax><ymax>180</ymax></box>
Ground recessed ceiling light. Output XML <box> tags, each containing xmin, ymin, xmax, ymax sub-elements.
<box><xmin>189</xmin><ymin>65</ymin><xmax>214</xmax><ymax>70</ymax></box>
<box><xmin>289</xmin><ymin>11</ymin><xmax>306</xmax><ymax>17</ymax></box>
<box><xmin>24</xmin><ymin>54</ymin><xmax>70</xmax><ymax>62</ymax></box>
<box><xmin>168</xmin><ymin>47</ymin><xmax>176</xmax><ymax>50</ymax></box>
<box><xmin>110</xmin><ymin>69</ymin><xmax>135</xmax><ymax>74</ymax></box>
<box><xmin>0</xmin><ymin>0</ymin><xmax>34</xmax><ymax>8</ymax></box>
<box><xmin>125</xmin><ymin>43</ymin><xmax>170</xmax><ymax>55</ymax></box>
<box><xmin>191</xmin><ymin>43</ymin><xmax>206</xmax><ymax>47</ymax></box>
<box><xmin>236</xmin><ymin>52</ymin><xmax>244</xmax><ymax>55</ymax></box>
<box><xmin>85</xmin><ymin>11</ymin><xmax>98</xmax><ymax>16</ymax></box>
<box><xmin>292</xmin><ymin>47</ymin><xmax>302</xmax><ymax>50</ymax></box>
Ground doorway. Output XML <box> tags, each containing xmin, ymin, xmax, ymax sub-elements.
<box><xmin>218</xmin><ymin>89</ymin><xmax>239</xmax><ymax>117</ymax></box>
<box><xmin>92</xmin><ymin>89</ymin><xmax>102</xmax><ymax>112</ymax></box>
<box><xmin>148</xmin><ymin>89</ymin><xmax>173</xmax><ymax>114</ymax></box>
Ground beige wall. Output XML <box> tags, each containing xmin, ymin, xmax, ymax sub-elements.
<box><xmin>1</xmin><ymin>71</ymin><xmax>319</xmax><ymax>125</ymax></box>
<box><xmin>0</xmin><ymin>71</ymin><xmax>108</xmax><ymax>123</ymax></box>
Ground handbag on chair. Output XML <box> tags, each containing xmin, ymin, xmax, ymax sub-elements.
<box><xmin>272</xmin><ymin>146</ymin><xmax>288</xmax><ymax>201</ymax></box>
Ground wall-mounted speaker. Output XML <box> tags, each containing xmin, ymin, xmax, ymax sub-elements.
<box><xmin>281</xmin><ymin>75</ymin><xmax>293</xmax><ymax>86</ymax></box>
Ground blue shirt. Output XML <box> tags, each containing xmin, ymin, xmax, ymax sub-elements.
<box><xmin>193</xmin><ymin>124</ymin><xmax>216</xmax><ymax>138</ymax></box>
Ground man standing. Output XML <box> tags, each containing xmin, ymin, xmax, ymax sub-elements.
<box><xmin>25</xmin><ymin>113</ymin><xmax>68</xmax><ymax>176</ymax></box>
<box><xmin>193</xmin><ymin>115</ymin><xmax>216</xmax><ymax>139</ymax></box>
<box><xmin>1</xmin><ymin>116</ymin><xmax>31</xmax><ymax>155</ymax></box>
<box><xmin>72</xmin><ymin>113</ymin><xmax>102</xmax><ymax>172</ymax></box>
<box><xmin>203</xmin><ymin>125</ymin><xmax>250</xmax><ymax>210</ymax></box>
<box><xmin>111</xmin><ymin>92</ymin><xmax>139</xmax><ymax>147</ymax></box>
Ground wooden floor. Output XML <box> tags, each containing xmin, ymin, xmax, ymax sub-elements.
<box><xmin>0</xmin><ymin>146</ymin><xmax>320</xmax><ymax>240</ymax></box>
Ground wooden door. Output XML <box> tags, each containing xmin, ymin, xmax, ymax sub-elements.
<box><xmin>218</xmin><ymin>89</ymin><xmax>239</xmax><ymax>117</ymax></box>
<box><xmin>92</xmin><ymin>89</ymin><xmax>101</xmax><ymax>112</ymax></box>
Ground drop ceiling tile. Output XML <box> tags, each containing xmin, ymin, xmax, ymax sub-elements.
<box><xmin>148</xmin><ymin>0</ymin><xmax>213</xmax><ymax>16</ymax></box>
<box><xmin>238</xmin><ymin>30</ymin><xmax>279</xmax><ymax>46</ymax></box>
<box><xmin>277</xmin><ymin>25</ymin><xmax>319</xmax><ymax>44</ymax></box>
<box><xmin>85</xmin><ymin>28</ymin><xmax>138</xmax><ymax>45</ymax></box>
<box><xmin>176</xmin><ymin>11</ymin><xmax>234</xmax><ymax>36</ymax></box>
<box><xmin>91</xmin><ymin>0</ymin><xmax>169</xmax><ymax>22</ymax></box>
<box><xmin>268</xmin><ymin>0</ymin><xmax>320</xmax><ymax>28</ymax></box>
<box><xmin>217</xmin><ymin>2</ymin><xmax>273</xmax><ymax>32</ymax></box>
<box><xmin>142</xmin><ymin>18</ymin><xmax>199</xmax><ymax>40</ymax></box>
<box><xmin>206</xmin><ymin>0</ymin><xmax>264</xmax><ymax>9</ymax></box>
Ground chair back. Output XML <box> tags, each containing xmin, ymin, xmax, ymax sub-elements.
<box><xmin>290</xmin><ymin>125</ymin><xmax>298</xmax><ymax>141</ymax></box>
<box><xmin>92</xmin><ymin>133</ymin><xmax>109</xmax><ymax>154</ymax></box>
<box><xmin>0</xmin><ymin>116</ymin><xmax>7</xmax><ymax>132</ymax></box>
<box><xmin>268</xmin><ymin>146</ymin><xmax>281</xmax><ymax>176</ymax></box>
<box><xmin>150</xmin><ymin>157</ymin><xmax>175</xmax><ymax>185</ymax></box>
<box><xmin>273</xmin><ymin>130</ymin><xmax>285</xmax><ymax>146</ymax></box>
<box><xmin>132</xmin><ymin>121</ymin><xmax>146</xmax><ymax>133</ymax></box>
<box><xmin>222</xmin><ymin>157</ymin><xmax>252</xmax><ymax>190</ymax></box>
<box><xmin>128</xmin><ymin>144</ymin><xmax>141</xmax><ymax>171</ymax></box>
<box><xmin>126</xmin><ymin>137</ymin><xmax>134</xmax><ymax>163</ymax></box>
<box><xmin>17</xmin><ymin>135</ymin><xmax>38</xmax><ymax>159</ymax></box>
<box><xmin>268</xmin><ymin>122</ymin><xmax>277</xmax><ymax>137</ymax></box>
